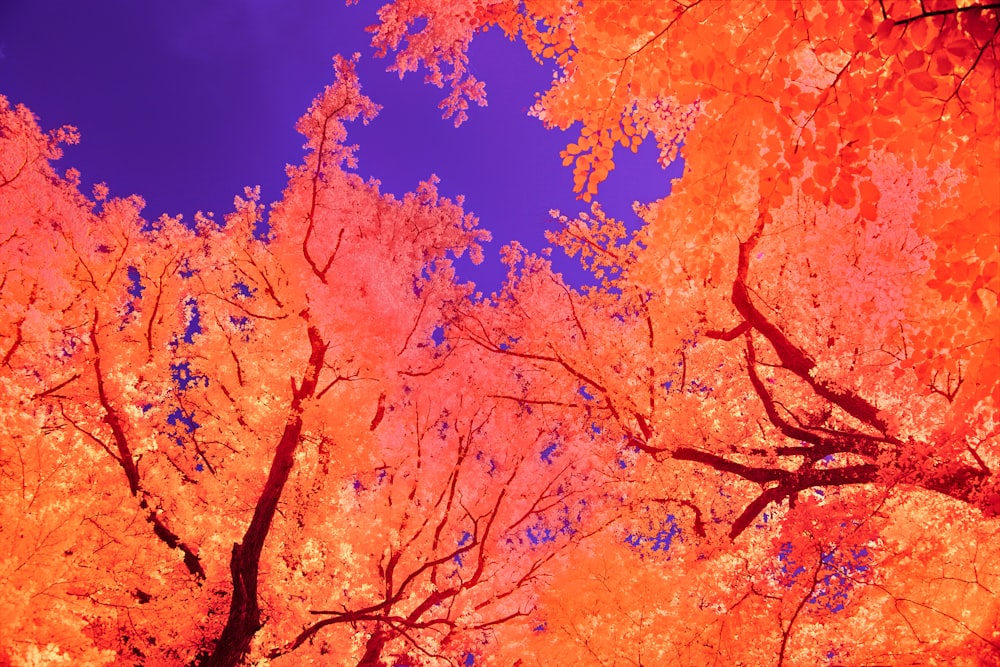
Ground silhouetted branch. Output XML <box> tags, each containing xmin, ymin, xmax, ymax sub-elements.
<box><xmin>892</xmin><ymin>3</ymin><xmax>1000</xmax><ymax>26</ymax></box>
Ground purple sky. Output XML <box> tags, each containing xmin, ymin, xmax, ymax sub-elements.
<box><xmin>0</xmin><ymin>0</ymin><xmax>681</xmax><ymax>292</ymax></box>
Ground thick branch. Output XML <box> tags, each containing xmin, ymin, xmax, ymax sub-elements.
<box><xmin>743</xmin><ymin>335</ymin><xmax>829</xmax><ymax>450</ymax></box>
<box><xmin>727</xmin><ymin>463</ymin><xmax>879</xmax><ymax>539</ymax></box>
<box><xmin>704</xmin><ymin>320</ymin><xmax>751</xmax><ymax>341</ymax></box>
<box><xmin>732</xmin><ymin>217</ymin><xmax>891</xmax><ymax>434</ymax></box>
<box><xmin>674</xmin><ymin>442</ymin><xmax>880</xmax><ymax>539</ymax></box>
<box><xmin>200</xmin><ymin>322</ymin><xmax>328</xmax><ymax>667</ymax></box>
<box><xmin>722</xmin><ymin>215</ymin><xmax>997</xmax><ymax>519</ymax></box>
<box><xmin>89</xmin><ymin>314</ymin><xmax>205</xmax><ymax>580</ymax></box>
<box><xmin>673</xmin><ymin>446</ymin><xmax>785</xmax><ymax>485</ymax></box>
<box><xmin>743</xmin><ymin>335</ymin><xmax>883</xmax><ymax>459</ymax></box>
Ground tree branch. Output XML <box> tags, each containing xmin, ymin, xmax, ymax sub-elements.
<box><xmin>893</xmin><ymin>3</ymin><xmax>1000</xmax><ymax>27</ymax></box>
<box><xmin>89</xmin><ymin>312</ymin><xmax>205</xmax><ymax>580</ymax></box>
<box><xmin>201</xmin><ymin>323</ymin><xmax>328</xmax><ymax>667</ymax></box>
<box><xmin>732</xmin><ymin>216</ymin><xmax>893</xmax><ymax>435</ymax></box>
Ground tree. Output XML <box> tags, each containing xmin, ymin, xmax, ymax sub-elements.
<box><xmin>368</xmin><ymin>0</ymin><xmax>1000</xmax><ymax>662</ymax></box>
<box><xmin>0</xmin><ymin>56</ymin><xmax>620</xmax><ymax>666</ymax></box>
<box><xmin>2</xmin><ymin>0</ymin><xmax>999</xmax><ymax>665</ymax></box>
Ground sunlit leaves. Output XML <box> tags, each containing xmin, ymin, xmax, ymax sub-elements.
<box><xmin>365</xmin><ymin>0</ymin><xmax>999</xmax><ymax>662</ymax></box>
<box><xmin>3</xmin><ymin>0</ymin><xmax>998</xmax><ymax>664</ymax></box>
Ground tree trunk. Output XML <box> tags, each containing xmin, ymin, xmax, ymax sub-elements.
<box><xmin>199</xmin><ymin>325</ymin><xmax>327</xmax><ymax>667</ymax></box>
<box><xmin>356</xmin><ymin>630</ymin><xmax>390</xmax><ymax>667</ymax></box>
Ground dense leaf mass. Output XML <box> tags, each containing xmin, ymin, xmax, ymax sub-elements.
<box><xmin>1</xmin><ymin>1</ymin><xmax>998</xmax><ymax>665</ymax></box>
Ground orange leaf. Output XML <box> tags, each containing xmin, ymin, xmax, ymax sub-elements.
<box><xmin>877</xmin><ymin>21</ymin><xmax>903</xmax><ymax>55</ymax></box>
<box><xmin>853</xmin><ymin>30</ymin><xmax>872</xmax><ymax>53</ymax></box>
<box><xmin>903</xmin><ymin>50</ymin><xmax>925</xmax><ymax>71</ymax></box>
<box><xmin>832</xmin><ymin>175</ymin><xmax>856</xmax><ymax>208</ymax></box>
<box><xmin>859</xmin><ymin>180</ymin><xmax>880</xmax><ymax>204</ymax></box>
<box><xmin>908</xmin><ymin>71</ymin><xmax>937</xmax><ymax>92</ymax></box>
<box><xmin>846</xmin><ymin>100</ymin><xmax>869</xmax><ymax>122</ymax></box>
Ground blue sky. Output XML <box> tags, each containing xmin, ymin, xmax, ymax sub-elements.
<box><xmin>0</xmin><ymin>0</ymin><xmax>680</xmax><ymax>292</ymax></box>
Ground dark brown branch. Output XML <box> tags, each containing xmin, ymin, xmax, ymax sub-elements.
<box><xmin>398</xmin><ymin>293</ymin><xmax>430</xmax><ymax>356</ymax></box>
<box><xmin>138</xmin><ymin>496</ymin><xmax>206</xmax><ymax>579</ymax></box>
<box><xmin>271</xmin><ymin>607</ymin><xmax>466</xmax><ymax>661</ymax></box>
<box><xmin>918</xmin><ymin>461</ymin><xmax>992</xmax><ymax>507</ymax></box>
<box><xmin>704</xmin><ymin>320</ymin><xmax>751</xmax><ymax>341</ymax></box>
<box><xmin>0</xmin><ymin>151</ymin><xmax>33</xmax><ymax>188</ymax></box>
<box><xmin>2</xmin><ymin>318</ymin><xmax>23</xmax><ymax>367</ymax></box>
<box><xmin>145</xmin><ymin>270</ymin><xmax>164</xmax><ymax>355</ymax></box>
<box><xmin>732</xmin><ymin>215</ymin><xmax>894</xmax><ymax>436</ymax></box>
<box><xmin>59</xmin><ymin>404</ymin><xmax>120</xmax><ymax>464</ymax></box>
<box><xmin>730</xmin><ymin>485</ymin><xmax>790</xmax><ymax>539</ymax></box>
<box><xmin>277</xmin><ymin>433</ymin><xmax>566</xmax><ymax>662</ymax></box>
<box><xmin>893</xmin><ymin>3</ymin><xmax>1000</xmax><ymax>26</ymax></box>
<box><xmin>674</xmin><ymin>440</ymin><xmax>881</xmax><ymax>539</ymax></box>
<box><xmin>369</xmin><ymin>391</ymin><xmax>387</xmax><ymax>430</ymax></box>
<box><xmin>31</xmin><ymin>373</ymin><xmax>81</xmax><ymax>400</ymax></box>
<box><xmin>776</xmin><ymin>557</ymin><xmax>826</xmax><ymax>667</ymax></box>
<box><xmin>727</xmin><ymin>463</ymin><xmax>880</xmax><ymax>539</ymax></box>
<box><xmin>672</xmin><ymin>446</ymin><xmax>785</xmax><ymax>485</ymax></box>
<box><xmin>744</xmin><ymin>338</ymin><xmax>883</xmax><ymax>460</ymax></box>
<box><xmin>90</xmin><ymin>313</ymin><xmax>205</xmax><ymax>580</ymax></box>
<box><xmin>635</xmin><ymin>412</ymin><xmax>653</xmax><ymax>440</ymax></box>
<box><xmin>743</xmin><ymin>336</ymin><xmax>828</xmax><ymax>450</ymax></box>
<box><xmin>554</xmin><ymin>273</ymin><xmax>588</xmax><ymax>343</ymax></box>
<box><xmin>200</xmin><ymin>322</ymin><xmax>328</xmax><ymax>667</ymax></box>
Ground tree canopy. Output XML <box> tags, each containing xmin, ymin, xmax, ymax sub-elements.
<box><xmin>1</xmin><ymin>1</ymin><xmax>998</xmax><ymax>666</ymax></box>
